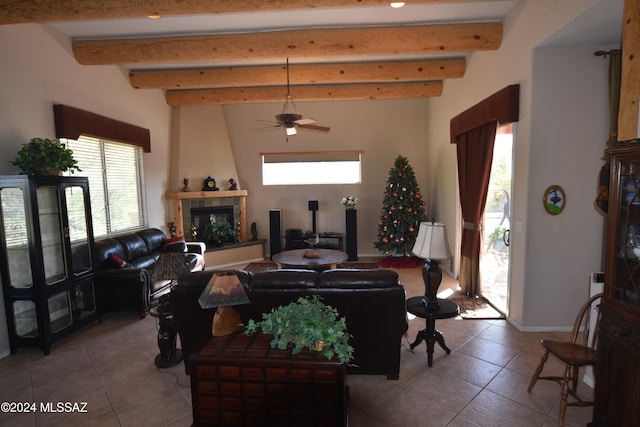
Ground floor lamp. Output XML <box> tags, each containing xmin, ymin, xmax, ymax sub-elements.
<box><xmin>412</xmin><ymin>221</ymin><xmax>450</xmax><ymax>311</ymax></box>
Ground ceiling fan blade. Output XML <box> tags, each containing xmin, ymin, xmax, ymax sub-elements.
<box><xmin>251</xmin><ymin>124</ymin><xmax>283</xmax><ymax>132</ymax></box>
<box><xmin>299</xmin><ymin>123</ymin><xmax>330</xmax><ymax>132</ymax></box>
<box><xmin>295</xmin><ymin>118</ymin><xmax>318</xmax><ymax>125</ymax></box>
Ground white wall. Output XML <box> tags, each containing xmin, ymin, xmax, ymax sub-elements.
<box><xmin>169</xmin><ymin>105</ymin><xmax>239</xmax><ymax>194</ymax></box>
<box><xmin>223</xmin><ymin>99</ymin><xmax>430</xmax><ymax>257</ymax></box>
<box><xmin>426</xmin><ymin>0</ymin><xmax>618</xmax><ymax>328</ymax></box>
<box><xmin>0</xmin><ymin>24</ymin><xmax>172</xmax><ymax>357</ymax></box>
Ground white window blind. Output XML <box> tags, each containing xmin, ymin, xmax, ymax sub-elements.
<box><xmin>63</xmin><ymin>136</ymin><xmax>146</xmax><ymax>237</ymax></box>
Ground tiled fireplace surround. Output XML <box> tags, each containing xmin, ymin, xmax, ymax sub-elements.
<box><xmin>165</xmin><ymin>191</ymin><xmax>248</xmax><ymax>243</ymax></box>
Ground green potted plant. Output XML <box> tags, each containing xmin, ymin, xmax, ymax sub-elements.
<box><xmin>10</xmin><ymin>137</ymin><xmax>81</xmax><ymax>175</ymax></box>
<box><xmin>200</xmin><ymin>217</ymin><xmax>237</xmax><ymax>246</ymax></box>
<box><xmin>244</xmin><ymin>296</ymin><xmax>355</xmax><ymax>365</ymax></box>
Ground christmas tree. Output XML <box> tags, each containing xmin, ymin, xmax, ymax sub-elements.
<box><xmin>374</xmin><ymin>155</ymin><xmax>427</xmax><ymax>255</ymax></box>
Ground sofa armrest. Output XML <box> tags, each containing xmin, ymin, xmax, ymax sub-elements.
<box><xmin>186</xmin><ymin>241</ymin><xmax>207</xmax><ymax>255</ymax></box>
<box><xmin>95</xmin><ymin>267</ymin><xmax>151</xmax><ymax>315</ymax></box>
<box><xmin>97</xmin><ymin>267</ymin><xmax>148</xmax><ymax>283</ymax></box>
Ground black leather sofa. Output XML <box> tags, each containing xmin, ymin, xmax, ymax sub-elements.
<box><xmin>172</xmin><ymin>268</ymin><xmax>408</xmax><ymax>379</ymax></box>
<box><xmin>93</xmin><ymin>228</ymin><xmax>205</xmax><ymax>317</ymax></box>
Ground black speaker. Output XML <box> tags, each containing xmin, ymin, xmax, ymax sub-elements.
<box><xmin>269</xmin><ymin>209</ymin><xmax>282</xmax><ymax>258</ymax></box>
<box><xmin>308</xmin><ymin>200</ymin><xmax>318</xmax><ymax>211</ymax></box>
<box><xmin>346</xmin><ymin>208</ymin><xmax>358</xmax><ymax>261</ymax></box>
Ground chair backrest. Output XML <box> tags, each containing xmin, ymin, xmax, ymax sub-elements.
<box><xmin>570</xmin><ymin>293</ymin><xmax>603</xmax><ymax>348</ymax></box>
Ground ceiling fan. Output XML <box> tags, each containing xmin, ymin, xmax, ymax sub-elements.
<box><xmin>256</xmin><ymin>59</ymin><xmax>330</xmax><ymax>139</ymax></box>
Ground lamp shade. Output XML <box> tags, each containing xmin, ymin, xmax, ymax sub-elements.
<box><xmin>199</xmin><ymin>271</ymin><xmax>250</xmax><ymax>309</ymax></box>
<box><xmin>412</xmin><ymin>222</ymin><xmax>450</xmax><ymax>260</ymax></box>
<box><xmin>150</xmin><ymin>252</ymin><xmax>190</xmax><ymax>281</ymax></box>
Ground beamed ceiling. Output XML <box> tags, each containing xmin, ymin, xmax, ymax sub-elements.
<box><xmin>0</xmin><ymin>0</ymin><xmax>520</xmax><ymax>105</ymax></box>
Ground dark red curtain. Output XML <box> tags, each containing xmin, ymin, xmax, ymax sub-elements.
<box><xmin>450</xmin><ymin>84</ymin><xmax>519</xmax><ymax>296</ymax></box>
<box><xmin>456</xmin><ymin>121</ymin><xmax>497</xmax><ymax>296</ymax></box>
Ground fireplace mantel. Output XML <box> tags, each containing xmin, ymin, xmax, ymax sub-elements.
<box><xmin>165</xmin><ymin>190</ymin><xmax>248</xmax><ymax>241</ymax></box>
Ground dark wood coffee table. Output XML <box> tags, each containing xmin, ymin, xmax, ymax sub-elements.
<box><xmin>272</xmin><ymin>248</ymin><xmax>348</xmax><ymax>270</ymax></box>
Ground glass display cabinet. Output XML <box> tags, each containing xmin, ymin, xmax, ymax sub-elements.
<box><xmin>0</xmin><ymin>175</ymin><xmax>100</xmax><ymax>355</ymax></box>
<box><xmin>593</xmin><ymin>144</ymin><xmax>640</xmax><ymax>426</ymax></box>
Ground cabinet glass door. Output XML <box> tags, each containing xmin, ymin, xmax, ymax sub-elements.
<box><xmin>65</xmin><ymin>185</ymin><xmax>91</xmax><ymax>275</ymax></box>
<box><xmin>13</xmin><ymin>300</ymin><xmax>37</xmax><ymax>337</ymax></box>
<box><xmin>73</xmin><ymin>281</ymin><xmax>96</xmax><ymax>320</ymax></box>
<box><xmin>615</xmin><ymin>159</ymin><xmax>640</xmax><ymax>307</ymax></box>
<box><xmin>0</xmin><ymin>187</ymin><xmax>33</xmax><ymax>288</ymax></box>
<box><xmin>48</xmin><ymin>290</ymin><xmax>71</xmax><ymax>333</ymax></box>
<box><xmin>36</xmin><ymin>186</ymin><xmax>66</xmax><ymax>285</ymax></box>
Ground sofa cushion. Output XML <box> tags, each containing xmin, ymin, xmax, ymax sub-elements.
<box><xmin>128</xmin><ymin>254</ymin><xmax>158</xmax><ymax>270</ymax></box>
<box><xmin>115</xmin><ymin>233</ymin><xmax>149</xmax><ymax>260</ymax></box>
<box><xmin>319</xmin><ymin>269</ymin><xmax>399</xmax><ymax>289</ymax></box>
<box><xmin>94</xmin><ymin>237</ymin><xmax>127</xmax><ymax>269</ymax></box>
<box><xmin>250</xmin><ymin>269</ymin><xmax>320</xmax><ymax>289</ymax></box>
<box><xmin>138</xmin><ymin>228</ymin><xmax>166</xmax><ymax>253</ymax></box>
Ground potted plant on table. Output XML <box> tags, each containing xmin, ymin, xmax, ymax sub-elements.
<box><xmin>244</xmin><ymin>296</ymin><xmax>355</xmax><ymax>365</ymax></box>
<box><xmin>10</xmin><ymin>137</ymin><xmax>81</xmax><ymax>175</ymax></box>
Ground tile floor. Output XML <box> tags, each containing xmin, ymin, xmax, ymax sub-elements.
<box><xmin>0</xmin><ymin>265</ymin><xmax>595</xmax><ymax>426</ymax></box>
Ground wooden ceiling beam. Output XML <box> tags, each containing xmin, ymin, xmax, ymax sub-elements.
<box><xmin>129</xmin><ymin>59</ymin><xmax>465</xmax><ymax>89</ymax></box>
<box><xmin>0</xmin><ymin>0</ymin><xmax>510</xmax><ymax>25</ymax></box>
<box><xmin>73</xmin><ymin>23</ymin><xmax>502</xmax><ymax>65</ymax></box>
<box><xmin>165</xmin><ymin>81</ymin><xmax>443</xmax><ymax>105</ymax></box>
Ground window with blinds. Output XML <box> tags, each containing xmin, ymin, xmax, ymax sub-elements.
<box><xmin>62</xmin><ymin>136</ymin><xmax>147</xmax><ymax>237</ymax></box>
<box><xmin>261</xmin><ymin>151</ymin><xmax>362</xmax><ymax>185</ymax></box>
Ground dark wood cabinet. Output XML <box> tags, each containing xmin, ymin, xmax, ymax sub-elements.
<box><xmin>594</xmin><ymin>145</ymin><xmax>640</xmax><ymax>426</ymax></box>
<box><xmin>189</xmin><ymin>332</ymin><xmax>348</xmax><ymax>426</ymax></box>
<box><xmin>0</xmin><ymin>175</ymin><xmax>100</xmax><ymax>354</ymax></box>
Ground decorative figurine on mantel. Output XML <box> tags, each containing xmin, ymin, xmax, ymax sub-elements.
<box><xmin>228</xmin><ymin>178</ymin><xmax>238</xmax><ymax>191</ymax></box>
<box><xmin>191</xmin><ymin>224</ymin><xmax>198</xmax><ymax>240</ymax></box>
<box><xmin>168</xmin><ymin>221</ymin><xmax>177</xmax><ymax>238</ymax></box>
<box><xmin>202</xmin><ymin>176</ymin><xmax>219</xmax><ymax>191</ymax></box>
<box><xmin>182</xmin><ymin>178</ymin><xmax>191</xmax><ymax>192</ymax></box>
<box><xmin>251</xmin><ymin>222</ymin><xmax>258</xmax><ymax>241</ymax></box>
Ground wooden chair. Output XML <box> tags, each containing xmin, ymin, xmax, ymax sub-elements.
<box><xmin>527</xmin><ymin>292</ymin><xmax>603</xmax><ymax>426</ymax></box>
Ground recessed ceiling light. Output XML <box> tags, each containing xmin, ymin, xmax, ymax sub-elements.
<box><xmin>147</xmin><ymin>13</ymin><xmax>161</xmax><ymax>19</ymax></box>
<box><xmin>390</xmin><ymin>2</ymin><xmax>406</xmax><ymax>8</ymax></box>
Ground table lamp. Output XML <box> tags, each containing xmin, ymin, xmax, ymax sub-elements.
<box><xmin>199</xmin><ymin>271</ymin><xmax>250</xmax><ymax>336</ymax></box>
<box><xmin>412</xmin><ymin>221</ymin><xmax>450</xmax><ymax>311</ymax></box>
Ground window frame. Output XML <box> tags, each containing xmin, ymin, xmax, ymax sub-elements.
<box><xmin>261</xmin><ymin>151</ymin><xmax>363</xmax><ymax>186</ymax></box>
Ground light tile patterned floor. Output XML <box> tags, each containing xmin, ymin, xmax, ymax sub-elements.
<box><xmin>0</xmin><ymin>265</ymin><xmax>594</xmax><ymax>426</ymax></box>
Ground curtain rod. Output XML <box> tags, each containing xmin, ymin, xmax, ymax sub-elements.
<box><xmin>594</xmin><ymin>49</ymin><xmax>621</xmax><ymax>58</ymax></box>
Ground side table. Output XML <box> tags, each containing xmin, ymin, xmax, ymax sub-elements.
<box><xmin>149</xmin><ymin>296</ymin><xmax>183</xmax><ymax>368</ymax></box>
<box><xmin>406</xmin><ymin>297</ymin><xmax>459</xmax><ymax>367</ymax></box>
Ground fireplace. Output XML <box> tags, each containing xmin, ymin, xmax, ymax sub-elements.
<box><xmin>191</xmin><ymin>206</ymin><xmax>235</xmax><ymax>244</ymax></box>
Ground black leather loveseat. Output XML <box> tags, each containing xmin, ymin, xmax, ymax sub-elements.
<box><xmin>172</xmin><ymin>268</ymin><xmax>408</xmax><ymax>379</ymax></box>
<box><xmin>93</xmin><ymin>228</ymin><xmax>205</xmax><ymax>317</ymax></box>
